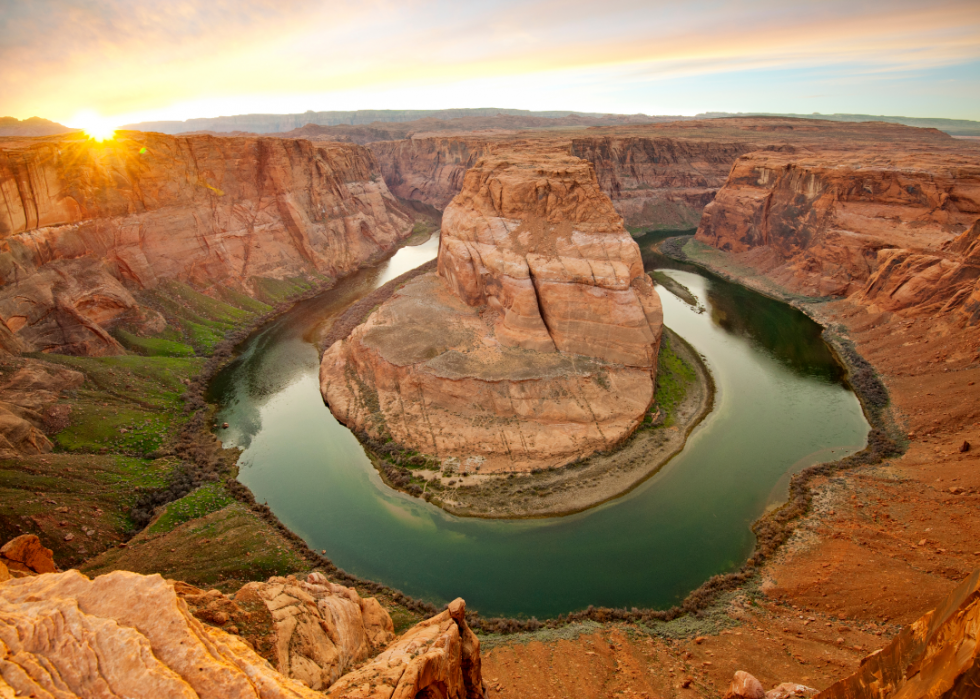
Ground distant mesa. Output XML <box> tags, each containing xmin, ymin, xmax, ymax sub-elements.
<box><xmin>0</xmin><ymin>116</ymin><xmax>77</xmax><ymax>137</ymax></box>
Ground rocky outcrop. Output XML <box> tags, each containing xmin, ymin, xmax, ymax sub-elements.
<box><xmin>570</xmin><ymin>136</ymin><xmax>757</xmax><ymax>230</ymax></box>
<box><xmin>696</xmin><ymin>150</ymin><xmax>980</xmax><ymax>322</ymax></box>
<box><xmin>0</xmin><ymin>132</ymin><xmax>414</xmax><ymax>354</ymax></box>
<box><xmin>232</xmin><ymin>573</ymin><xmax>395</xmax><ymax>691</ymax></box>
<box><xmin>369</xmin><ymin>137</ymin><xmax>492</xmax><ymax>208</ymax></box>
<box><xmin>814</xmin><ymin>567</ymin><xmax>980</xmax><ymax>698</ymax></box>
<box><xmin>0</xmin><ymin>569</ymin><xmax>323</xmax><ymax>698</ymax></box>
<box><xmin>0</xmin><ymin>359</ymin><xmax>84</xmax><ymax>456</ymax></box>
<box><xmin>321</xmin><ymin>152</ymin><xmax>662</xmax><ymax>472</ymax></box>
<box><xmin>326</xmin><ymin>597</ymin><xmax>486</xmax><ymax>699</ymax></box>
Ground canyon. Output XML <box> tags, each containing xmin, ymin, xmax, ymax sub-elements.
<box><xmin>320</xmin><ymin>150</ymin><xmax>664</xmax><ymax>474</ymax></box>
<box><xmin>1</xmin><ymin>114</ymin><xmax>979</xmax><ymax>698</ymax></box>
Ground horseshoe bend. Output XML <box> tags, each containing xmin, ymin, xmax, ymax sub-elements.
<box><xmin>3</xmin><ymin>67</ymin><xmax>980</xmax><ymax>699</ymax></box>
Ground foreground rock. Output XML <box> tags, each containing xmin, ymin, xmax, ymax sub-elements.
<box><xmin>321</xmin><ymin>151</ymin><xmax>662</xmax><ymax>472</ymax></box>
<box><xmin>814</xmin><ymin>567</ymin><xmax>980</xmax><ymax>698</ymax></box>
<box><xmin>234</xmin><ymin>573</ymin><xmax>395</xmax><ymax>690</ymax></box>
<box><xmin>326</xmin><ymin>597</ymin><xmax>486</xmax><ymax>699</ymax></box>
<box><xmin>0</xmin><ymin>569</ymin><xmax>322</xmax><ymax>698</ymax></box>
<box><xmin>0</xmin><ymin>132</ymin><xmax>414</xmax><ymax>354</ymax></box>
<box><xmin>696</xmin><ymin>149</ymin><xmax>980</xmax><ymax>323</ymax></box>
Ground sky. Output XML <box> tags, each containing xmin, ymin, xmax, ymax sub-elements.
<box><xmin>2</xmin><ymin>0</ymin><xmax>979</xmax><ymax>128</ymax></box>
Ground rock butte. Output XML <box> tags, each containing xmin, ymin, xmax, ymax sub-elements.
<box><xmin>0</xmin><ymin>131</ymin><xmax>414</xmax><ymax>355</ymax></box>
<box><xmin>321</xmin><ymin>151</ymin><xmax>663</xmax><ymax>472</ymax></box>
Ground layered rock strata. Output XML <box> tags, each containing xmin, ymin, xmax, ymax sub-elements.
<box><xmin>696</xmin><ymin>150</ymin><xmax>980</xmax><ymax>323</ymax></box>
<box><xmin>0</xmin><ymin>569</ymin><xmax>324</xmax><ymax>698</ymax></box>
<box><xmin>326</xmin><ymin>597</ymin><xmax>486</xmax><ymax>699</ymax></box>
<box><xmin>570</xmin><ymin>136</ymin><xmax>757</xmax><ymax>230</ymax></box>
<box><xmin>0</xmin><ymin>132</ymin><xmax>414</xmax><ymax>354</ymax></box>
<box><xmin>234</xmin><ymin>573</ymin><xmax>395</xmax><ymax>690</ymax></box>
<box><xmin>321</xmin><ymin>152</ymin><xmax>662</xmax><ymax>472</ymax></box>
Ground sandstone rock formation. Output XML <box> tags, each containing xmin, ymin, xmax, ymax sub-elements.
<box><xmin>321</xmin><ymin>152</ymin><xmax>662</xmax><ymax>471</ymax></box>
<box><xmin>0</xmin><ymin>534</ymin><xmax>55</xmax><ymax>577</ymax></box>
<box><xmin>0</xmin><ymin>360</ymin><xmax>84</xmax><ymax>456</ymax></box>
<box><xmin>233</xmin><ymin>573</ymin><xmax>395</xmax><ymax>690</ymax></box>
<box><xmin>696</xmin><ymin>150</ymin><xmax>980</xmax><ymax>323</ymax></box>
<box><xmin>814</xmin><ymin>567</ymin><xmax>980</xmax><ymax>698</ymax></box>
<box><xmin>326</xmin><ymin>597</ymin><xmax>486</xmax><ymax>699</ymax></box>
<box><xmin>0</xmin><ymin>569</ymin><xmax>323</xmax><ymax>698</ymax></box>
<box><xmin>0</xmin><ymin>132</ymin><xmax>414</xmax><ymax>354</ymax></box>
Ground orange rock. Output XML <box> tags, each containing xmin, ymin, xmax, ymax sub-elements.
<box><xmin>724</xmin><ymin>670</ymin><xmax>765</xmax><ymax>699</ymax></box>
<box><xmin>0</xmin><ymin>534</ymin><xmax>55</xmax><ymax>574</ymax></box>
<box><xmin>814</xmin><ymin>568</ymin><xmax>980</xmax><ymax>698</ymax></box>
<box><xmin>321</xmin><ymin>151</ymin><xmax>662</xmax><ymax>471</ymax></box>
<box><xmin>0</xmin><ymin>361</ymin><xmax>84</xmax><ymax>457</ymax></box>
<box><xmin>234</xmin><ymin>573</ymin><xmax>395</xmax><ymax>690</ymax></box>
<box><xmin>325</xmin><ymin>597</ymin><xmax>485</xmax><ymax>699</ymax></box>
<box><xmin>0</xmin><ymin>570</ymin><xmax>322</xmax><ymax>698</ymax></box>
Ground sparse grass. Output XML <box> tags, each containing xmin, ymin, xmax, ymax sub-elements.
<box><xmin>147</xmin><ymin>482</ymin><xmax>235</xmax><ymax>535</ymax></box>
<box><xmin>115</xmin><ymin>328</ymin><xmax>196</xmax><ymax>357</ymax></box>
<box><xmin>35</xmin><ymin>354</ymin><xmax>201</xmax><ymax>455</ymax></box>
<box><xmin>250</xmin><ymin>275</ymin><xmax>318</xmax><ymax>305</ymax></box>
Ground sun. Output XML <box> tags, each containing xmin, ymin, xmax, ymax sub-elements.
<box><xmin>71</xmin><ymin>111</ymin><xmax>117</xmax><ymax>142</ymax></box>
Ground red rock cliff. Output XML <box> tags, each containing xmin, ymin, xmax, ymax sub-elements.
<box><xmin>0</xmin><ymin>132</ymin><xmax>414</xmax><ymax>354</ymax></box>
<box><xmin>696</xmin><ymin>149</ymin><xmax>980</xmax><ymax>322</ymax></box>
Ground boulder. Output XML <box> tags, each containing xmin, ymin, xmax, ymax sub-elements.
<box><xmin>724</xmin><ymin>670</ymin><xmax>765</xmax><ymax>699</ymax></box>
<box><xmin>0</xmin><ymin>534</ymin><xmax>56</xmax><ymax>575</ymax></box>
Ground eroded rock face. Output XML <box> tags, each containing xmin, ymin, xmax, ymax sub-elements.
<box><xmin>233</xmin><ymin>573</ymin><xmax>395</xmax><ymax>691</ymax></box>
<box><xmin>321</xmin><ymin>153</ymin><xmax>662</xmax><ymax>471</ymax></box>
<box><xmin>0</xmin><ymin>570</ymin><xmax>322</xmax><ymax>699</ymax></box>
<box><xmin>326</xmin><ymin>597</ymin><xmax>486</xmax><ymax>699</ymax></box>
<box><xmin>814</xmin><ymin>568</ymin><xmax>980</xmax><ymax>698</ymax></box>
<box><xmin>696</xmin><ymin>150</ymin><xmax>980</xmax><ymax>322</ymax></box>
<box><xmin>0</xmin><ymin>360</ymin><xmax>85</xmax><ymax>456</ymax></box>
<box><xmin>0</xmin><ymin>132</ymin><xmax>414</xmax><ymax>354</ymax></box>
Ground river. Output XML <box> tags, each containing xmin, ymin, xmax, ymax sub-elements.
<box><xmin>209</xmin><ymin>233</ymin><xmax>868</xmax><ymax>618</ymax></box>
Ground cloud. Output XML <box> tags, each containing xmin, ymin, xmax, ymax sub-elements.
<box><xmin>2</xmin><ymin>0</ymin><xmax>979</xmax><ymax>123</ymax></box>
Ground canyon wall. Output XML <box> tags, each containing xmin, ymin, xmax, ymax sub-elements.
<box><xmin>570</xmin><ymin>136</ymin><xmax>758</xmax><ymax>230</ymax></box>
<box><xmin>0</xmin><ymin>132</ymin><xmax>414</xmax><ymax>354</ymax></box>
<box><xmin>369</xmin><ymin>137</ymin><xmax>493</xmax><ymax>208</ymax></box>
<box><xmin>696</xmin><ymin>149</ymin><xmax>980</xmax><ymax>321</ymax></box>
<box><xmin>321</xmin><ymin>151</ymin><xmax>662</xmax><ymax>472</ymax></box>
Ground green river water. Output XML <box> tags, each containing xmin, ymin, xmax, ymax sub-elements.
<box><xmin>209</xmin><ymin>234</ymin><xmax>869</xmax><ymax>618</ymax></box>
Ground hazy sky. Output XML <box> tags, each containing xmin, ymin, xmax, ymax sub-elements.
<box><xmin>3</xmin><ymin>0</ymin><xmax>979</xmax><ymax>126</ymax></box>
